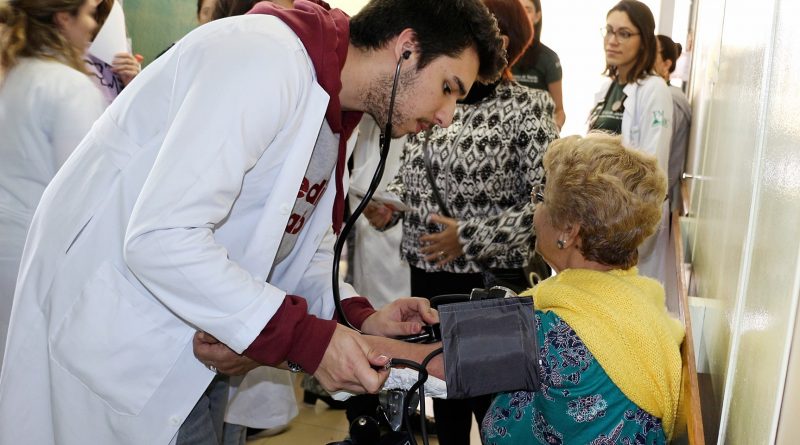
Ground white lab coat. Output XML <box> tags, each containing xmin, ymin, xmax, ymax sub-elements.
<box><xmin>348</xmin><ymin>117</ymin><xmax>410</xmax><ymax>308</ymax></box>
<box><xmin>224</xmin><ymin>368</ymin><xmax>298</xmax><ymax>429</ymax></box>
<box><xmin>593</xmin><ymin>74</ymin><xmax>673</xmax><ymax>172</ymax></box>
<box><xmin>0</xmin><ymin>58</ymin><xmax>105</xmax><ymax>368</ymax></box>
<box><xmin>593</xmin><ymin>75</ymin><xmax>673</xmax><ymax>283</ymax></box>
<box><xmin>0</xmin><ymin>15</ymin><xmax>356</xmax><ymax>445</ymax></box>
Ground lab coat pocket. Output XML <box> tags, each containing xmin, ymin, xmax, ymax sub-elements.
<box><xmin>50</xmin><ymin>261</ymin><xmax>191</xmax><ymax>416</ymax></box>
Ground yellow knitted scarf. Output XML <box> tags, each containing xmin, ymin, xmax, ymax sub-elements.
<box><xmin>521</xmin><ymin>267</ymin><xmax>684</xmax><ymax>439</ymax></box>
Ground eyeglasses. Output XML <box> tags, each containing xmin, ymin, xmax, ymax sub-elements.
<box><xmin>531</xmin><ymin>183</ymin><xmax>545</xmax><ymax>205</ymax></box>
<box><xmin>601</xmin><ymin>26</ymin><xmax>640</xmax><ymax>42</ymax></box>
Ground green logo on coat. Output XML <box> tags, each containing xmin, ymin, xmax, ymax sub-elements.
<box><xmin>652</xmin><ymin>110</ymin><xmax>667</xmax><ymax>127</ymax></box>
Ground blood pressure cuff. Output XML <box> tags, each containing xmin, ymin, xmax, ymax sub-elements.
<box><xmin>439</xmin><ymin>297</ymin><xmax>540</xmax><ymax>399</ymax></box>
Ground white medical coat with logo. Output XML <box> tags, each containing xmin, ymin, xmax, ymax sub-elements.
<box><xmin>0</xmin><ymin>15</ymin><xmax>356</xmax><ymax>445</ymax></box>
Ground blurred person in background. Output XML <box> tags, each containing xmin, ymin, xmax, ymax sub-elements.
<box><xmin>84</xmin><ymin>0</ymin><xmax>141</xmax><ymax>106</ymax></box>
<box><xmin>0</xmin><ymin>0</ymin><xmax>106</xmax><ymax>368</ymax></box>
<box><xmin>198</xmin><ymin>0</ymin><xmax>216</xmax><ymax>24</ymax></box>
<box><xmin>513</xmin><ymin>0</ymin><xmax>565</xmax><ymax>129</ymax></box>
<box><xmin>655</xmin><ymin>34</ymin><xmax>691</xmax><ymax>213</ymax></box>
<box><xmin>588</xmin><ymin>0</ymin><xmax>672</xmax><ymax>284</ymax></box>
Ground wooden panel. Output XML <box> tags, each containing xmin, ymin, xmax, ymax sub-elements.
<box><xmin>672</xmin><ymin>211</ymin><xmax>705</xmax><ymax>445</ymax></box>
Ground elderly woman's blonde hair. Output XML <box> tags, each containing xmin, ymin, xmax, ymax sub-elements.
<box><xmin>542</xmin><ymin>133</ymin><xmax>666</xmax><ymax>268</ymax></box>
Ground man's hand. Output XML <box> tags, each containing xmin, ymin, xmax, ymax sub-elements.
<box><xmin>314</xmin><ymin>325</ymin><xmax>390</xmax><ymax>394</ymax></box>
<box><xmin>420</xmin><ymin>214</ymin><xmax>464</xmax><ymax>266</ymax></box>
<box><xmin>361</xmin><ymin>297</ymin><xmax>439</xmax><ymax>338</ymax></box>
<box><xmin>193</xmin><ymin>331</ymin><xmax>260</xmax><ymax>376</ymax></box>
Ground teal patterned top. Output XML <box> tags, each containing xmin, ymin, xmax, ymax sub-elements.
<box><xmin>481</xmin><ymin>311</ymin><xmax>667</xmax><ymax>445</ymax></box>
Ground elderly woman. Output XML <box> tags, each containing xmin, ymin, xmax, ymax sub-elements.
<box><xmin>481</xmin><ymin>134</ymin><xmax>684</xmax><ymax>444</ymax></box>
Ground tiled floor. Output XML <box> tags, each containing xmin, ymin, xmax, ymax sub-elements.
<box><xmin>247</xmin><ymin>377</ymin><xmax>481</xmax><ymax>445</ymax></box>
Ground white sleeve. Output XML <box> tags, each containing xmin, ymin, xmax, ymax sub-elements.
<box><xmin>123</xmin><ymin>27</ymin><xmax>310</xmax><ymax>352</ymax></box>
<box><xmin>636</xmin><ymin>79</ymin><xmax>673</xmax><ymax>174</ymax></box>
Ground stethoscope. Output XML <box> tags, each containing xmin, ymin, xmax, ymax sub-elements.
<box><xmin>331</xmin><ymin>49</ymin><xmax>412</xmax><ymax>331</ymax></box>
<box><xmin>328</xmin><ymin>50</ymin><xmax>442</xmax><ymax>445</ymax></box>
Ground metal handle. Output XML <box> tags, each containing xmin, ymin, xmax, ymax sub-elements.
<box><xmin>682</xmin><ymin>172</ymin><xmax>709</xmax><ymax>181</ymax></box>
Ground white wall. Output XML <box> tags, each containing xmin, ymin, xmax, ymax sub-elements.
<box><xmin>331</xmin><ymin>0</ymin><xmax>667</xmax><ymax>138</ymax></box>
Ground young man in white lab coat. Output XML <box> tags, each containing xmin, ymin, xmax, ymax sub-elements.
<box><xmin>0</xmin><ymin>0</ymin><xmax>506</xmax><ymax>444</ymax></box>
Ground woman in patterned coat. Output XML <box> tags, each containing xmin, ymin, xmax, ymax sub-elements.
<box><xmin>367</xmin><ymin>0</ymin><xmax>558</xmax><ymax>442</ymax></box>
<box><xmin>481</xmin><ymin>134</ymin><xmax>684</xmax><ymax>444</ymax></box>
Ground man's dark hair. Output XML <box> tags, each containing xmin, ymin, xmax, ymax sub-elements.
<box><xmin>604</xmin><ymin>0</ymin><xmax>656</xmax><ymax>84</ymax></box>
<box><xmin>349</xmin><ymin>0</ymin><xmax>506</xmax><ymax>83</ymax></box>
<box><xmin>212</xmin><ymin>0</ymin><xmax>259</xmax><ymax>20</ymax></box>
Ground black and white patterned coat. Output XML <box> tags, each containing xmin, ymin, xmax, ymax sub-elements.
<box><xmin>388</xmin><ymin>81</ymin><xmax>559</xmax><ymax>273</ymax></box>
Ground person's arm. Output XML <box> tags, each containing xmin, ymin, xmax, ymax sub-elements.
<box><xmin>544</xmin><ymin>48</ymin><xmax>565</xmax><ymax>130</ymax></box>
<box><xmin>123</xmin><ymin>26</ymin><xmax>312</xmax><ymax>354</ymax></box>
<box><xmin>457</xmin><ymin>90</ymin><xmax>559</xmax><ymax>262</ymax></box>
<box><xmin>361</xmin><ymin>336</ymin><xmax>445</xmax><ymax>380</ymax></box>
<box><xmin>635</xmin><ymin>78</ymin><xmax>673</xmax><ymax>174</ymax></box>
<box><xmin>547</xmin><ymin>80</ymin><xmax>566</xmax><ymax>130</ymax></box>
<box><xmin>50</xmin><ymin>72</ymin><xmax>105</xmax><ymax>167</ymax></box>
<box><xmin>195</xmin><ymin>317</ymin><xmax>391</xmax><ymax>394</ymax></box>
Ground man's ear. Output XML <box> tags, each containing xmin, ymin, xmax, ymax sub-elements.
<box><xmin>395</xmin><ymin>28</ymin><xmax>419</xmax><ymax>61</ymax></box>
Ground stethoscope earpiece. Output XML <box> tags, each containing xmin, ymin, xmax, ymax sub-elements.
<box><xmin>402</xmin><ymin>50</ymin><xmax>411</xmax><ymax>60</ymax></box>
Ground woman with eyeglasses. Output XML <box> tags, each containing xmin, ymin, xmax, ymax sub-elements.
<box><xmin>588</xmin><ymin>0</ymin><xmax>672</xmax><ymax>284</ymax></box>
<box><xmin>481</xmin><ymin>134</ymin><xmax>684</xmax><ymax>445</ymax></box>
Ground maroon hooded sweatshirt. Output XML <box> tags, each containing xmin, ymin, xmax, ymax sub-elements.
<box><xmin>241</xmin><ymin>0</ymin><xmax>376</xmax><ymax>373</ymax></box>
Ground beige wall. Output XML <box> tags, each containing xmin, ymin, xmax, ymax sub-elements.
<box><xmin>687</xmin><ymin>0</ymin><xmax>800</xmax><ymax>442</ymax></box>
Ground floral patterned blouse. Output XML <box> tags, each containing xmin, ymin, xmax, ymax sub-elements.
<box><xmin>481</xmin><ymin>311</ymin><xmax>667</xmax><ymax>445</ymax></box>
